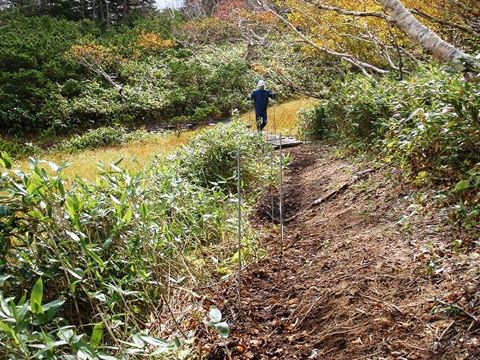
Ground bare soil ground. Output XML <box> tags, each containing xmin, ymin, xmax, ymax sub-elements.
<box><xmin>199</xmin><ymin>144</ymin><xmax>480</xmax><ymax>359</ymax></box>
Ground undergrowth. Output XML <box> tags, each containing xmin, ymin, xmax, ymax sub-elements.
<box><xmin>0</xmin><ymin>121</ymin><xmax>273</xmax><ymax>358</ymax></box>
<box><xmin>298</xmin><ymin>65</ymin><xmax>480</xmax><ymax>239</ymax></box>
<box><xmin>58</xmin><ymin>126</ymin><xmax>150</xmax><ymax>152</ymax></box>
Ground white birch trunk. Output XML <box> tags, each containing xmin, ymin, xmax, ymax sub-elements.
<box><xmin>378</xmin><ymin>0</ymin><xmax>470</xmax><ymax>70</ymax></box>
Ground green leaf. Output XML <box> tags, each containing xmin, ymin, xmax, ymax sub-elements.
<box><xmin>454</xmin><ymin>179</ymin><xmax>470</xmax><ymax>192</ymax></box>
<box><xmin>139</xmin><ymin>203</ymin><xmax>148</xmax><ymax>220</ymax></box>
<box><xmin>0</xmin><ymin>296</ymin><xmax>13</xmax><ymax>317</ymax></box>
<box><xmin>208</xmin><ymin>307</ymin><xmax>222</xmax><ymax>323</ymax></box>
<box><xmin>57</xmin><ymin>328</ymin><xmax>75</xmax><ymax>342</ymax></box>
<box><xmin>213</xmin><ymin>322</ymin><xmax>229</xmax><ymax>339</ymax></box>
<box><xmin>30</xmin><ymin>278</ymin><xmax>44</xmax><ymax>315</ymax></box>
<box><xmin>0</xmin><ymin>152</ymin><xmax>13</xmax><ymax>169</ymax></box>
<box><xmin>42</xmin><ymin>299</ymin><xmax>65</xmax><ymax>313</ymax></box>
<box><xmin>42</xmin><ymin>299</ymin><xmax>65</xmax><ymax>321</ymax></box>
<box><xmin>87</xmin><ymin>247</ymin><xmax>105</xmax><ymax>269</ymax></box>
<box><xmin>139</xmin><ymin>335</ymin><xmax>167</xmax><ymax>347</ymax></box>
<box><xmin>66</xmin><ymin>230</ymin><xmax>81</xmax><ymax>242</ymax></box>
<box><xmin>0</xmin><ymin>274</ymin><xmax>11</xmax><ymax>286</ymax></box>
<box><xmin>90</xmin><ymin>322</ymin><xmax>103</xmax><ymax>348</ymax></box>
<box><xmin>122</xmin><ymin>207</ymin><xmax>133</xmax><ymax>223</ymax></box>
<box><xmin>0</xmin><ymin>320</ymin><xmax>12</xmax><ymax>333</ymax></box>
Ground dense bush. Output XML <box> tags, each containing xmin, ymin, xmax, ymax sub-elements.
<box><xmin>0</xmin><ymin>11</ymin><xmax>269</xmax><ymax>136</ymax></box>
<box><xmin>299</xmin><ymin>65</ymin><xmax>480</xmax><ymax>176</ymax></box>
<box><xmin>0</xmin><ymin>137</ymin><xmax>41</xmax><ymax>158</ymax></box>
<box><xmin>299</xmin><ymin>65</ymin><xmax>480</xmax><ymax>233</ymax></box>
<box><xmin>298</xmin><ymin>74</ymin><xmax>393</xmax><ymax>144</ymax></box>
<box><xmin>176</xmin><ymin>118</ymin><xmax>273</xmax><ymax>193</ymax></box>
<box><xmin>0</xmin><ymin>122</ymin><xmax>272</xmax><ymax>358</ymax></box>
<box><xmin>0</xmin><ymin>12</ymin><xmax>91</xmax><ymax>133</ymax></box>
<box><xmin>59</xmin><ymin>126</ymin><xmax>149</xmax><ymax>152</ymax></box>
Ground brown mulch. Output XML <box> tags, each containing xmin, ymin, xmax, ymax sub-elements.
<box><xmin>195</xmin><ymin>144</ymin><xmax>480</xmax><ymax>359</ymax></box>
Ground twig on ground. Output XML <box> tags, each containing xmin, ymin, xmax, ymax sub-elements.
<box><xmin>433</xmin><ymin>320</ymin><xmax>455</xmax><ymax>351</ymax></box>
<box><xmin>432</xmin><ymin>297</ymin><xmax>480</xmax><ymax>323</ymax></box>
<box><xmin>285</xmin><ymin>167</ymin><xmax>378</xmax><ymax>224</ymax></box>
<box><xmin>361</xmin><ymin>294</ymin><xmax>404</xmax><ymax>315</ymax></box>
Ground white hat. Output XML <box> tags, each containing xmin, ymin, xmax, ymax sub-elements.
<box><xmin>257</xmin><ymin>80</ymin><xmax>265</xmax><ymax>88</ymax></box>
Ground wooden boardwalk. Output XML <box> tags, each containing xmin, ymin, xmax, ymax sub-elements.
<box><xmin>263</xmin><ymin>133</ymin><xmax>303</xmax><ymax>149</ymax></box>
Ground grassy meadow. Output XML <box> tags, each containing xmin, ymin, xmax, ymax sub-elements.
<box><xmin>18</xmin><ymin>130</ymin><xmax>199</xmax><ymax>180</ymax></box>
<box><xmin>18</xmin><ymin>98</ymin><xmax>318</xmax><ymax>180</ymax></box>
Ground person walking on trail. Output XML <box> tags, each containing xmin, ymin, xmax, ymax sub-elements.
<box><xmin>247</xmin><ymin>80</ymin><xmax>276</xmax><ymax>132</ymax></box>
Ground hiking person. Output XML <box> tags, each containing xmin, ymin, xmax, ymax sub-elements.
<box><xmin>247</xmin><ymin>80</ymin><xmax>276</xmax><ymax>131</ymax></box>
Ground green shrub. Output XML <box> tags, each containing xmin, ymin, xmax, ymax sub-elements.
<box><xmin>298</xmin><ymin>64</ymin><xmax>480</xmax><ymax>235</ymax></box>
<box><xmin>0</xmin><ymin>137</ymin><xmax>41</xmax><ymax>158</ymax></box>
<box><xmin>299</xmin><ymin>65</ymin><xmax>480</xmax><ymax>180</ymax></box>
<box><xmin>0</xmin><ymin>122</ymin><xmax>271</xmax><ymax>357</ymax></box>
<box><xmin>59</xmin><ymin>126</ymin><xmax>149</xmax><ymax>152</ymax></box>
<box><xmin>298</xmin><ymin>74</ymin><xmax>391</xmax><ymax>144</ymax></box>
<box><xmin>176</xmin><ymin>119</ymin><xmax>273</xmax><ymax>194</ymax></box>
<box><xmin>298</xmin><ymin>105</ymin><xmax>332</xmax><ymax>140</ymax></box>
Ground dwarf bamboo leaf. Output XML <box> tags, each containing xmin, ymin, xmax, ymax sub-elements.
<box><xmin>0</xmin><ymin>274</ymin><xmax>11</xmax><ymax>286</ymax></box>
<box><xmin>139</xmin><ymin>335</ymin><xmax>167</xmax><ymax>347</ymax></box>
<box><xmin>0</xmin><ymin>152</ymin><xmax>13</xmax><ymax>169</ymax></box>
<box><xmin>213</xmin><ymin>322</ymin><xmax>229</xmax><ymax>339</ymax></box>
<box><xmin>90</xmin><ymin>322</ymin><xmax>103</xmax><ymax>348</ymax></box>
<box><xmin>122</xmin><ymin>207</ymin><xmax>133</xmax><ymax>223</ymax></box>
<box><xmin>0</xmin><ymin>320</ymin><xmax>12</xmax><ymax>333</ymax></box>
<box><xmin>30</xmin><ymin>278</ymin><xmax>44</xmax><ymax>315</ymax></box>
<box><xmin>454</xmin><ymin>179</ymin><xmax>470</xmax><ymax>192</ymax></box>
<box><xmin>139</xmin><ymin>203</ymin><xmax>148</xmax><ymax>220</ymax></box>
<box><xmin>66</xmin><ymin>230</ymin><xmax>81</xmax><ymax>242</ymax></box>
<box><xmin>42</xmin><ymin>299</ymin><xmax>65</xmax><ymax>321</ymax></box>
<box><xmin>208</xmin><ymin>307</ymin><xmax>222</xmax><ymax>323</ymax></box>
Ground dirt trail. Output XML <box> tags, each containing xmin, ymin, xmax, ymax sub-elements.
<box><xmin>203</xmin><ymin>144</ymin><xmax>480</xmax><ymax>359</ymax></box>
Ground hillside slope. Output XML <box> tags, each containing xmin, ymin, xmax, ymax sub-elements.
<box><xmin>202</xmin><ymin>144</ymin><xmax>480</xmax><ymax>359</ymax></box>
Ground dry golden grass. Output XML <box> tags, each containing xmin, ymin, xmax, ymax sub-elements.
<box><xmin>242</xmin><ymin>97</ymin><xmax>318</xmax><ymax>136</ymax></box>
<box><xmin>19</xmin><ymin>131</ymin><xmax>198</xmax><ymax>180</ymax></box>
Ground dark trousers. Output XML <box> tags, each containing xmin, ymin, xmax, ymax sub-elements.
<box><xmin>255</xmin><ymin>110</ymin><xmax>268</xmax><ymax>131</ymax></box>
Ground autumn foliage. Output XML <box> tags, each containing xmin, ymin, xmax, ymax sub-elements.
<box><xmin>136</xmin><ymin>32</ymin><xmax>176</xmax><ymax>52</ymax></box>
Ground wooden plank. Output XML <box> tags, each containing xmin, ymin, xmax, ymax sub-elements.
<box><xmin>266</xmin><ymin>134</ymin><xmax>303</xmax><ymax>149</ymax></box>
<box><xmin>269</xmin><ymin>139</ymin><xmax>303</xmax><ymax>149</ymax></box>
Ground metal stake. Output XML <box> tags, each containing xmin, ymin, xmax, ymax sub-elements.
<box><xmin>236</xmin><ymin>147</ymin><xmax>242</xmax><ymax>315</ymax></box>
<box><xmin>273</xmin><ymin>104</ymin><xmax>277</xmax><ymax>135</ymax></box>
<box><xmin>270</xmin><ymin>143</ymin><xmax>274</xmax><ymax>222</ymax></box>
<box><xmin>279</xmin><ymin>134</ymin><xmax>284</xmax><ymax>259</ymax></box>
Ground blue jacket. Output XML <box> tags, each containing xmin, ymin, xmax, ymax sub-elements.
<box><xmin>247</xmin><ymin>89</ymin><xmax>275</xmax><ymax>114</ymax></box>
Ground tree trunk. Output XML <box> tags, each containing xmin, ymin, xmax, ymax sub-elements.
<box><xmin>378</xmin><ymin>0</ymin><xmax>477</xmax><ymax>77</ymax></box>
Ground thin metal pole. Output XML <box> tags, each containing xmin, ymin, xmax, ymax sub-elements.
<box><xmin>279</xmin><ymin>134</ymin><xmax>284</xmax><ymax>259</ymax></box>
<box><xmin>273</xmin><ymin>104</ymin><xmax>277</xmax><ymax>135</ymax></box>
<box><xmin>236</xmin><ymin>147</ymin><xmax>242</xmax><ymax>315</ymax></box>
<box><xmin>270</xmin><ymin>144</ymin><xmax>274</xmax><ymax>222</ymax></box>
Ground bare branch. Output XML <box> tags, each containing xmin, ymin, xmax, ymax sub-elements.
<box><xmin>262</xmin><ymin>3</ymin><xmax>389</xmax><ymax>75</ymax></box>
<box><xmin>410</xmin><ymin>8</ymin><xmax>479</xmax><ymax>37</ymax></box>
<box><xmin>79</xmin><ymin>58</ymin><xmax>128</xmax><ymax>101</ymax></box>
<box><xmin>312</xmin><ymin>2</ymin><xmax>392</xmax><ymax>21</ymax></box>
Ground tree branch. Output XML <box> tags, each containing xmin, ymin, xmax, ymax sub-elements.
<box><xmin>79</xmin><ymin>58</ymin><xmax>128</xmax><ymax>101</ymax></box>
<box><xmin>262</xmin><ymin>3</ymin><xmax>389</xmax><ymax>75</ymax></box>
<box><xmin>410</xmin><ymin>8</ymin><xmax>479</xmax><ymax>37</ymax></box>
<box><xmin>312</xmin><ymin>2</ymin><xmax>392</xmax><ymax>21</ymax></box>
